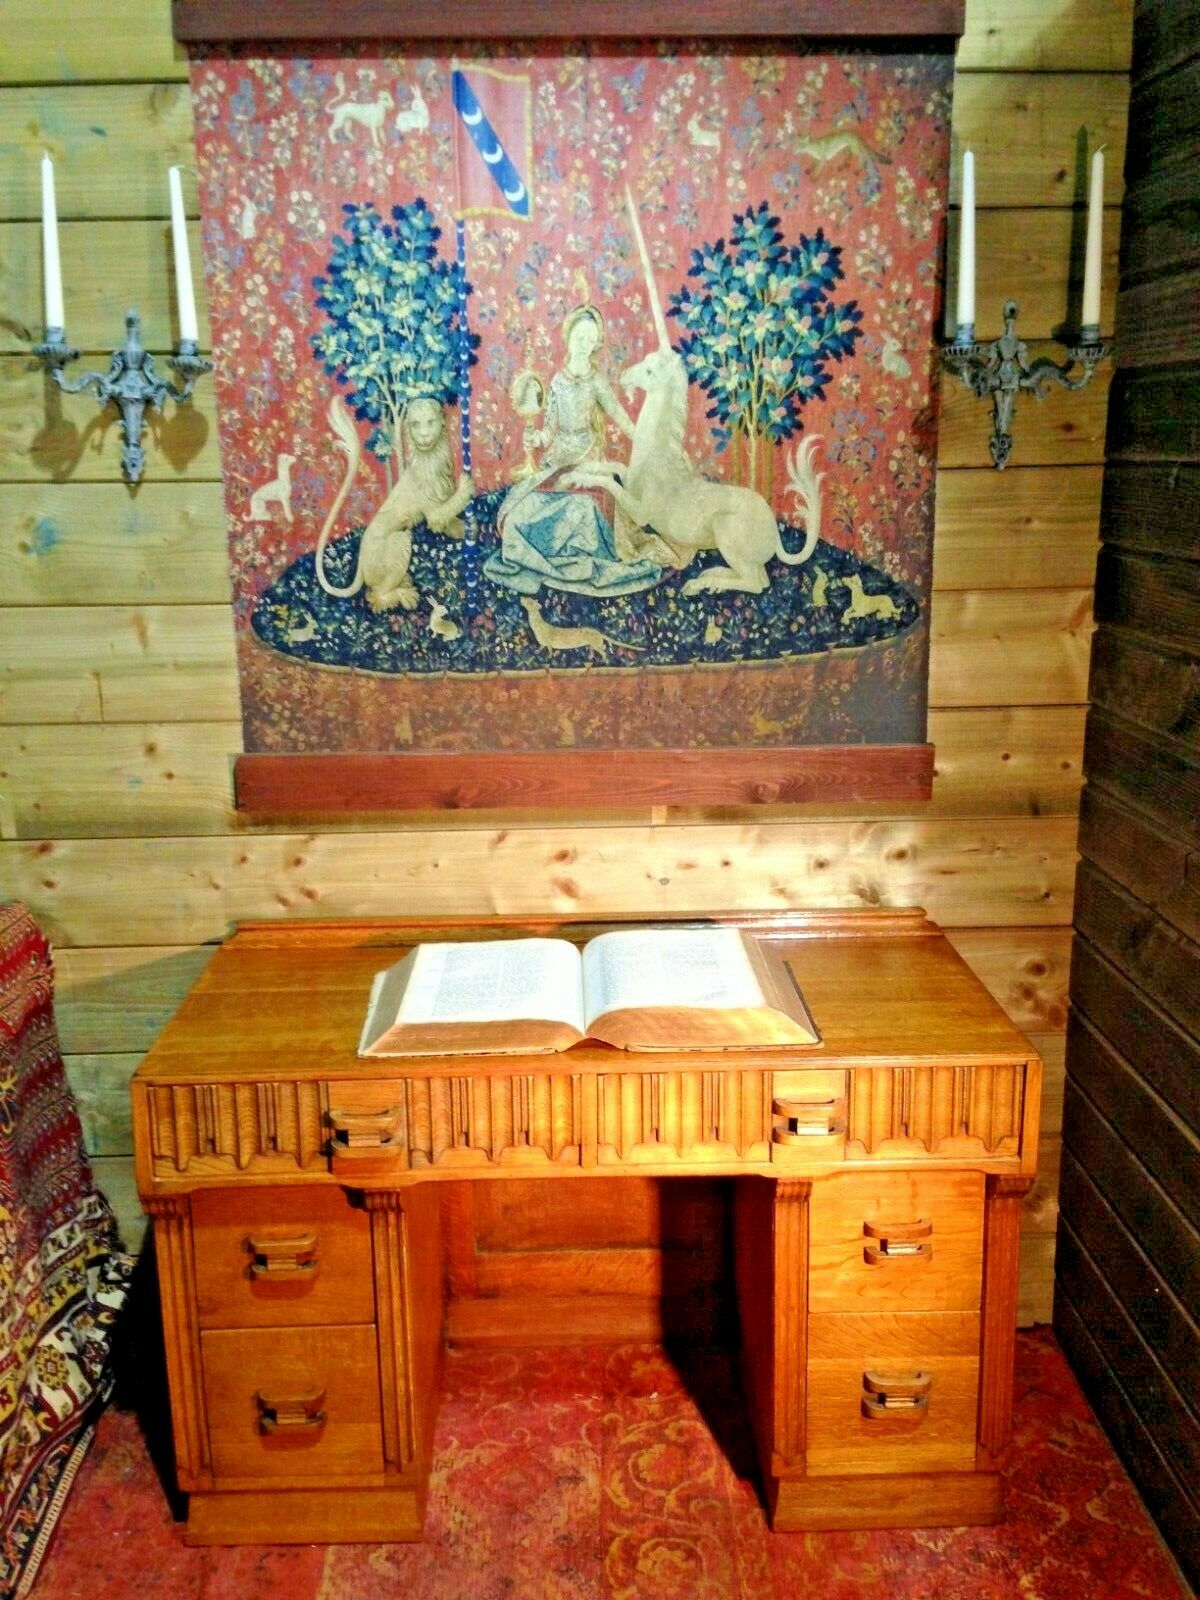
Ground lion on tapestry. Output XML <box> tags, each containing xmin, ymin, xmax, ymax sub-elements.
<box><xmin>314</xmin><ymin>394</ymin><xmax>473</xmax><ymax>612</ymax></box>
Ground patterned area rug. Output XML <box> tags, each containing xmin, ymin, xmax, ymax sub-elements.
<box><xmin>0</xmin><ymin>905</ymin><xmax>130</xmax><ymax>1600</ymax></box>
<box><xmin>33</xmin><ymin>1328</ymin><xmax>1188</xmax><ymax>1600</ymax></box>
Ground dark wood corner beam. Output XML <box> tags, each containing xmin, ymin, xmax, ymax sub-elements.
<box><xmin>173</xmin><ymin>1</ymin><xmax>966</xmax><ymax>44</ymax></box>
<box><xmin>233</xmin><ymin>744</ymin><xmax>934</xmax><ymax>814</ymax></box>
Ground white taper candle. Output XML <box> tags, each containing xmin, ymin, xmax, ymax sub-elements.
<box><xmin>41</xmin><ymin>152</ymin><xmax>65</xmax><ymax>331</ymax></box>
<box><xmin>168</xmin><ymin>165</ymin><xmax>199</xmax><ymax>344</ymax></box>
<box><xmin>1081</xmin><ymin>145</ymin><xmax>1105</xmax><ymax>331</ymax></box>
<box><xmin>956</xmin><ymin>148</ymin><xmax>975</xmax><ymax>331</ymax></box>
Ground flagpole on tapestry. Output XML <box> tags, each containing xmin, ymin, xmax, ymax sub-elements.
<box><xmin>451</xmin><ymin>62</ymin><xmax>534</xmax><ymax>624</ymax></box>
<box><xmin>450</xmin><ymin>64</ymin><xmax>480</xmax><ymax>622</ymax></box>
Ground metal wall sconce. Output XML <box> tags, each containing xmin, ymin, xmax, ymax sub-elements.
<box><xmin>33</xmin><ymin>311</ymin><xmax>212</xmax><ymax>484</ymax></box>
<box><xmin>942</xmin><ymin>303</ymin><xmax>1110</xmax><ymax>469</ymax></box>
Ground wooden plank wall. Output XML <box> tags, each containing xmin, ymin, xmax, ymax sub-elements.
<box><xmin>0</xmin><ymin>1</ymin><xmax>1131</xmax><ymax>1322</ymax></box>
<box><xmin>1054</xmin><ymin>0</ymin><xmax>1200</xmax><ymax>1583</ymax></box>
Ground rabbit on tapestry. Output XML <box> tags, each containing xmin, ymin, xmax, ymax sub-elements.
<box><xmin>314</xmin><ymin>395</ymin><xmax>473</xmax><ymax>612</ymax></box>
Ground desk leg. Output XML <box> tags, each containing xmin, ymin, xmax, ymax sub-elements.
<box><xmin>734</xmin><ymin>1176</ymin><xmax>810</xmax><ymax>1520</ymax></box>
<box><xmin>366</xmin><ymin>1185</ymin><xmax>445</xmax><ymax>1503</ymax></box>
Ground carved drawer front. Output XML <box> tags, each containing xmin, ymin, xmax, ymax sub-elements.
<box><xmin>806</xmin><ymin>1312</ymin><xmax>981</xmax><ymax>1477</ymax></box>
<box><xmin>201</xmin><ymin>1324</ymin><xmax>384</xmax><ymax>1482</ymax></box>
<box><xmin>808</xmin><ymin>1170</ymin><xmax>984</xmax><ymax>1314</ymax></box>
<box><xmin>192</xmin><ymin>1187</ymin><xmax>374</xmax><ymax>1329</ymax></box>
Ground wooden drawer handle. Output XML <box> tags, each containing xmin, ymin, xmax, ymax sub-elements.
<box><xmin>328</xmin><ymin>1106</ymin><xmax>403</xmax><ymax>1150</ymax></box>
<box><xmin>772</xmin><ymin>1097</ymin><xmax>847</xmax><ymax>1142</ymax></box>
<box><xmin>862</xmin><ymin>1217</ymin><xmax>933</xmax><ymax>1264</ymax></box>
<box><xmin>246</xmin><ymin>1230</ymin><xmax>318</xmax><ymax>1280</ymax></box>
<box><xmin>861</xmin><ymin>1369</ymin><xmax>931</xmax><ymax>1422</ymax></box>
<box><xmin>256</xmin><ymin>1385</ymin><xmax>327</xmax><ymax>1433</ymax></box>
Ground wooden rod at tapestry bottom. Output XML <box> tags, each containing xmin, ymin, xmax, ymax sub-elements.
<box><xmin>233</xmin><ymin>745</ymin><xmax>935</xmax><ymax>814</ymax></box>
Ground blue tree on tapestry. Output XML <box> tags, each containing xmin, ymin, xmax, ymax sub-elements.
<box><xmin>668</xmin><ymin>203</ymin><xmax>863</xmax><ymax>497</ymax></box>
<box><xmin>310</xmin><ymin>199</ymin><xmax>479</xmax><ymax>476</ymax></box>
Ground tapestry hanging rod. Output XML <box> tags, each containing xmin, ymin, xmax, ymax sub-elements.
<box><xmin>172</xmin><ymin>0</ymin><xmax>966</xmax><ymax>44</ymax></box>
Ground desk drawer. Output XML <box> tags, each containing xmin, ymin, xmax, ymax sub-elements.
<box><xmin>806</xmin><ymin>1312</ymin><xmax>980</xmax><ymax>1477</ymax></box>
<box><xmin>808</xmin><ymin>1170</ymin><xmax>984</xmax><ymax>1314</ymax></box>
<box><xmin>201</xmin><ymin>1324</ymin><xmax>384</xmax><ymax>1482</ymax></box>
<box><xmin>192</xmin><ymin>1187</ymin><xmax>374</xmax><ymax>1329</ymax></box>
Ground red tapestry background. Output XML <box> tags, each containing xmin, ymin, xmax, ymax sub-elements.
<box><xmin>190</xmin><ymin>44</ymin><xmax>952</xmax><ymax>756</ymax></box>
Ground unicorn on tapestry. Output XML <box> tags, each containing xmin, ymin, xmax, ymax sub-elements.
<box><xmin>562</xmin><ymin>189</ymin><xmax>824</xmax><ymax>596</ymax></box>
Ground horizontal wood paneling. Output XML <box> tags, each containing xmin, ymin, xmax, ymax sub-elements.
<box><xmin>939</xmin><ymin>347</ymin><xmax>1111</xmax><ymax>467</ymax></box>
<box><xmin>0</xmin><ymin>482</ymin><xmax>232</xmax><ymax>606</ymax></box>
<box><xmin>1058</xmin><ymin>1153</ymin><xmax>1199</xmax><ymax>1415</ymax></box>
<box><xmin>1131</xmin><ymin>0</ymin><xmax>1200</xmax><ymax>84</ymax></box>
<box><xmin>1093</xmin><ymin>545</ymin><xmax>1200</xmax><ymax>656</ymax></box>
<box><xmin>1075</xmin><ymin>855</ymin><xmax>1200</xmax><ymax>1037</ymax></box>
<box><xmin>0</xmin><ymin>86</ymin><xmax>195</xmax><ymax>220</ymax></box>
<box><xmin>0</xmin><ymin>816</ymin><xmax>1079</xmax><ymax>946</ymax></box>
<box><xmin>1061</xmin><ymin>1077</ymin><xmax>1199</xmax><ymax>1312</ymax></box>
<box><xmin>1115</xmin><ymin>275</ymin><xmax>1200</xmax><ymax>371</ymax></box>
<box><xmin>946</xmin><ymin>926</ymin><xmax>1070</xmax><ymax>1031</ymax></box>
<box><xmin>0</xmin><ymin>356</ymin><xmax>219</xmax><ymax>483</ymax></box>
<box><xmin>942</xmin><ymin>209</ymin><xmax>1119</xmax><ymax>339</ymax></box>
<box><xmin>1107</xmin><ymin>368</ymin><xmax>1200</xmax><ymax>461</ymax></box>
<box><xmin>1125</xmin><ymin>55</ymin><xmax>1200</xmax><ymax>186</ymax></box>
<box><xmin>956</xmin><ymin>0</ymin><xmax>1132</xmax><ymax>71</ymax></box>
<box><xmin>53</xmin><ymin>942</ymin><xmax>216</xmax><ymax>1053</ymax></box>
<box><xmin>1084</xmin><ymin>709</ymin><xmax>1200</xmax><ymax>840</ymax></box>
<box><xmin>1088</xmin><ymin>629</ymin><xmax>1200</xmax><ymax>748</ymax></box>
<box><xmin>929</xmin><ymin>589</ymin><xmax>1093</xmax><ymax>705</ymax></box>
<box><xmin>1077</xmin><ymin>785</ymin><xmax>1200</xmax><ymax>944</ymax></box>
<box><xmin>0</xmin><ymin>219</ymin><xmax>209</xmax><ymax>352</ymax></box>
<box><xmin>933</xmin><ymin>466</ymin><xmax>1101</xmax><ymax>589</ymax></box>
<box><xmin>1120</xmin><ymin>163</ymin><xmax>1200</xmax><ymax>285</ymax></box>
<box><xmin>0</xmin><ymin>0</ymin><xmax>186</xmax><ymax>84</ymax></box>
<box><xmin>1100</xmin><ymin>462</ymin><xmax>1200</xmax><ymax>561</ymax></box>
<box><xmin>1070</xmin><ymin>934</ymin><xmax>1200</xmax><ymax>1132</ymax></box>
<box><xmin>0</xmin><ymin>605</ymin><xmax>238</xmax><ymax>723</ymax></box>
<box><xmin>950</xmin><ymin>75</ymin><xmax>1128</xmax><ymax>208</ymax></box>
<box><xmin>1055</xmin><ymin>1217</ymin><xmax>1200</xmax><ymax>1488</ymax></box>
<box><xmin>64</xmin><ymin>1051</ymin><xmax>139</xmax><ymax>1156</ymax></box>
<box><xmin>0</xmin><ymin>708</ymin><xmax>1087</xmax><ymax>837</ymax></box>
<box><xmin>1066</xmin><ymin>1005</ymin><xmax>1200</xmax><ymax>1230</ymax></box>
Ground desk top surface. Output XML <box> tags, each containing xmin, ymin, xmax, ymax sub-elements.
<box><xmin>135</xmin><ymin>909</ymin><xmax>1037</xmax><ymax>1084</ymax></box>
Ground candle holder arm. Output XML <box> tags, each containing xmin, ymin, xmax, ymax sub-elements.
<box><xmin>941</xmin><ymin>300</ymin><xmax>1109</xmax><ymax>470</ymax></box>
<box><xmin>32</xmin><ymin>310</ymin><xmax>212</xmax><ymax>484</ymax></box>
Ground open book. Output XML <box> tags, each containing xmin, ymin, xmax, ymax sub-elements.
<box><xmin>358</xmin><ymin>926</ymin><xmax>820</xmax><ymax>1057</ymax></box>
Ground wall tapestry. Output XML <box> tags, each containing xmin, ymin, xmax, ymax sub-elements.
<box><xmin>188</xmin><ymin>42</ymin><xmax>952</xmax><ymax>804</ymax></box>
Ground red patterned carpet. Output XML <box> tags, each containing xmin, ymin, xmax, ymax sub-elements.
<box><xmin>34</xmin><ymin>1328</ymin><xmax>1188</xmax><ymax>1600</ymax></box>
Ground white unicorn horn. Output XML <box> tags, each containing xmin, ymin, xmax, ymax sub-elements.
<box><xmin>624</xmin><ymin>182</ymin><xmax>672</xmax><ymax>351</ymax></box>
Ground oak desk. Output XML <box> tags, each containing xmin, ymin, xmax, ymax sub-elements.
<box><xmin>132</xmin><ymin>909</ymin><xmax>1040</xmax><ymax>1544</ymax></box>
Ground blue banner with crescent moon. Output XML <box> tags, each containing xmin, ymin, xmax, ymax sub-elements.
<box><xmin>451</xmin><ymin>67</ymin><xmax>532</xmax><ymax>220</ymax></box>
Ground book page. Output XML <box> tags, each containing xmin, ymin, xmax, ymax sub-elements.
<box><xmin>581</xmin><ymin>927</ymin><xmax>764</xmax><ymax>1026</ymax></box>
<box><xmin>395</xmin><ymin>938</ymin><xmax>585</xmax><ymax>1033</ymax></box>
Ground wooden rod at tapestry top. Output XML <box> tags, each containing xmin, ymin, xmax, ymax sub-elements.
<box><xmin>172</xmin><ymin>1</ymin><xmax>966</xmax><ymax>44</ymax></box>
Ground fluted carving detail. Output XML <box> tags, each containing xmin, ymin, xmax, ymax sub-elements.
<box><xmin>844</xmin><ymin>1063</ymin><xmax>1026</xmax><ymax>1158</ymax></box>
<box><xmin>147</xmin><ymin>1080</ymin><xmax>328</xmax><ymax>1176</ymax></box>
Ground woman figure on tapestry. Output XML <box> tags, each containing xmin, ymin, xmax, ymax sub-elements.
<box><xmin>484</xmin><ymin>288</ymin><xmax>663</xmax><ymax>599</ymax></box>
